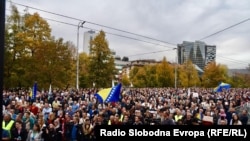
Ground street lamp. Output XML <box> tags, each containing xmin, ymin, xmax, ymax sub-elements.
<box><xmin>174</xmin><ymin>47</ymin><xmax>178</xmax><ymax>89</ymax></box>
<box><xmin>76</xmin><ymin>21</ymin><xmax>85</xmax><ymax>90</ymax></box>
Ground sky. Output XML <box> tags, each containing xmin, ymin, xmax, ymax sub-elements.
<box><xmin>5</xmin><ymin>0</ymin><xmax>250</xmax><ymax>69</ymax></box>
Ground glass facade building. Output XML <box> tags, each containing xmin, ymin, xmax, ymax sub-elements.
<box><xmin>177</xmin><ymin>41</ymin><xmax>216</xmax><ymax>70</ymax></box>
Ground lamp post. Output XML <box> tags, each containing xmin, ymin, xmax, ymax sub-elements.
<box><xmin>174</xmin><ymin>48</ymin><xmax>178</xmax><ymax>89</ymax></box>
<box><xmin>76</xmin><ymin>21</ymin><xmax>85</xmax><ymax>90</ymax></box>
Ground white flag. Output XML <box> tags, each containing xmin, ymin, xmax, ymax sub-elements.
<box><xmin>188</xmin><ymin>88</ymin><xmax>191</xmax><ymax>96</ymax></box>
<box><xmin>49</xmin><ymin>84</ymin><xmax>52</xmax><ymax>95</ymax></box>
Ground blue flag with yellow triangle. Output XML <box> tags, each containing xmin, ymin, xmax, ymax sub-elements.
<box><xmin>214</xmin><ymin>82</ymin><xmax>231</xmax><ymax>92</ymax></box>
<box><xmin>30</xmin><ymin>82</ymin><xmax>37</xmax><ymax>100</ymax></box>
<box><xmin>94</xmin><ymin>83</ymin><xmax>122</xmax><ymax>103</ymax></box>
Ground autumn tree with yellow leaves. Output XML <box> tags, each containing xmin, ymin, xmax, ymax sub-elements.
<box><xmin>4</xmin><ymin>5</ymin><xmax>75</xmax><ymax>89</ymax></box>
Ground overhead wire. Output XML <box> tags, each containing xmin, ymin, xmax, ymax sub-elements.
<box><xmin>127</xmin><ymin>49</ymin><xmax>175</xmax><ymax>57</ymax></box>
<box><xmin>40</xmin><ymin>18</ymin><xmax>175</xmax><ymax>49</ymax></box>
<box><xmin>5</xmin><ymin>9</ymin><xmax>175</xmax><ymax>49</ymax></box>
<box><xmin>7</xmin><ymin>0</ymin><xmax>177</xmax><ymax>46</ymax></box>
<box><xmin>199</xmin><ymin>18</ymin><xmax>250</xmax><ymax>41</ymax></box>
<box><xmin>5</xmin><ymin>2</ymin><xmax>250</xmax><ymax>66</ymax></box>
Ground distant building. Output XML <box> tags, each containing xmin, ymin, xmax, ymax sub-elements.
<box><xmin>83</xmin><ymin>30</ymin><xmax>98</xmax><ymax>55</ymax></box>
<box><xmin>177</xmin><ymin>41</ymin><xmax>216</xmax><ymax>70</ymax></box>
<box><xmin>122</xmin><ymin>59</ymin><xmax>163</xmax><ymax>78</ymax></box>
<box><xmin>111</xmin><ymin>50</ymin><xmax>130</xmax><ymax>86</ymax></box>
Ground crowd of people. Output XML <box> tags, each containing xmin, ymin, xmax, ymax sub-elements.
<box><xmin>2</xmin><ymin>87</ymin><xmax>250</xmax><ymax>141</ymax></box>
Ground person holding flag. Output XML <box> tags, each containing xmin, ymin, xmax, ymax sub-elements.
<box><xmin>29</xmin><ymin>82</ymin><xmax>37</xmax><ymax>102</ymax></box>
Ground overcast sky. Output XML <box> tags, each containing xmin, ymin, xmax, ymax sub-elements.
<box><xmin>6</xmin><ymin>0</ymin><xmax>250</xmax><ymax>69</ymax></box>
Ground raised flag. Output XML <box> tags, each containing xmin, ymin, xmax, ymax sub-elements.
<box><xmin>48</xmin><ymin>84</ymin><xmax>52</xmax><ymax>100</ymax></box>
<box><xmin>94</xmin><ymin>83</ymin><xmax>122</xmax><ymax>103</ymax></box>
<box><xmin>49</xmin><ymin>84</ymin><xmax>52</xmax><ymax>95</ymax></box>
<box><xmin>214</xmin><ymin>82</ymin><xmax>231</xmax><ymax>92</ymax></box>
<box><xmin>29</xmin><ymin>87</ymin><xmax>32</xmax><ymax>98</ymax></box>
<box><xmin>31</xmin><ymin>82</ymin><xmax>37</xmax><ymax>100</ymax></box>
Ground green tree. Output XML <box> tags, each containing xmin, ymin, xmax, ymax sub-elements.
<box><xmin>88</xmin><ymin>30</ymin><xmax>115</xmax><ymax>88</ymax></box>
<box><xmin>156</xmin><ymin>57</ymin><xmax>174</xmax><ymax>87</ymax></box>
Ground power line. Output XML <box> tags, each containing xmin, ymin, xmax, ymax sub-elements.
<box><xmin>127</xmin><ymin>49</ymin><xmax>175</xmax><ymax>57</ymax></box>
<box><xmin>44</xmin><ymin>17</ymin><xmax>175</xmax><ymax>49</ymax></box>
<box><xmin>6</xmin><ymin>3</ymin><xmax>249</xmax><ymax>66</ymax></box>
<box><xmin>7</xmin><ymin>1</ymin><xmax>177</xmax><ymax>46</ymax></box>
<box><xmin>127</xmin><ymin>17</ymin><xmax>250</xmax><ymax>64</ymax></box>
<box><xmin>217</xmin><ymin>55</ymin><xmax>250</xmax><ymax>64</ymax></box>
<box><xmin>6</xmin><ymin>14</ymin><xmax>249</xmax><ymax>66</ymax></box>
<box><xmin>199</xmin><ymin>18</ymin><xmax>250</xmax><ymax>41</ymax></box>
<box><xmin>5</xmin><ymin>8</ymin><xmax>175</xmax><ymax>49</ymax></box>
<box><xmin>216</xmin><ymin>56</ymin><xmax>249</xmax><ymax>65</ymax></box>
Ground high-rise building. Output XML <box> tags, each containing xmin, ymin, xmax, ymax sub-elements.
<box><xmin>83</xmin><ymin>30</ymin><xmax>98</xmax><ymax>54</ymax></box>
<box><xmin>177</xmin><ymin>41</ymin><xmax>216</xmax><ymax>70</ymax></box>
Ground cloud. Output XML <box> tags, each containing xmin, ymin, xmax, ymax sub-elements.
<box><xmin>6</xmin><ymin>0</ymin><xmax>250</xmax><ymax>69</ymax></box>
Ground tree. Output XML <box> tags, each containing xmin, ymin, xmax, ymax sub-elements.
<box><xmin>4</xmin><ymin>5</ymin><xmax>75</xmax><ymax>89</ymax></box>
<box><xmin>156</xmin><ymin>57</ymin><xmax>174</xmax><ymax>87</ymax></box>
<box><xmin>4</xmin><ymin>5</ymin><xmax>26</xmax><ymax>88</ymax></box>
<box><xmin>131</xmin><ymin>67</ymin><xmax>147</xmax><ymax>88</ymax></box>
<box><xmin>34</xmin><ymin>38</ymin><xmax>74</xmax><ymax>89</ymax></box>
<box><xmin>145</xmin><ymin>65</ymin><xmax>158</xmax><ymax>87</ymax></box>
<box><xmin>79</xmin><ymin>52</ymin><xmax>91</xmax><ymax>88</ymax></box>
<box><xmin>178</xmin><ymin>60</ymin><xmax>200</xmax><ymax>87</ymax></box>
<box><xmin>129</xmin><ymin>66</ymin><xmax>139</xmax><ymax>87</ymax></box>
<box><xmin>202</xmin><ymin>61</ymin><xmax>229</xmax><ymax>88</ymax></box>
<box><xmin>120</xmin><ymin>74</ymin><xmax>130</xmax><ymax>87</ymax></box>
<box><xmin>88</xmin><ymin>30</ymin><xmax>115</xmax><ymax>88</ymax></box>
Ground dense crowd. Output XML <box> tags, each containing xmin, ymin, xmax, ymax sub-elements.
<box><xmin>2</xmin><ymin>87</ymin><xmax>250</xmax><ymax>141</ymax></box>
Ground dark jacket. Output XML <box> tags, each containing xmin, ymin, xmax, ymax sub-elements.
<box><xmin>42</xmin><ymin>128</ymin><xmax>58</xmax><ymax>141</ymax></box>
<box><xmin>65</xmin><ymin>122</ymin><xmax>83</xmax><ymax>141</ymax></box>
<box><xmin>55</xmin><ymin>125</ymin><xmax>63</xmax><ymax>141</ymax></box>
<box><xmin>11</xmin><ymin>128</ymin><xmax>28</xmax><ymax>141</ymax></box>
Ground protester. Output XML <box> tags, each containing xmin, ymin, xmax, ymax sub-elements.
<box><xmin>26</xmin><ymin>123</ymin><xmax>42</xmax><ymax>141</ymax></box>
<box><xmin>2</xmin><ymin>87</ymin><xmax>250</xmax><ymax>141</ymax></box>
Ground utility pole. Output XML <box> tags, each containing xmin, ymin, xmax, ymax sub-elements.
<box><xmin>174</xmin><ymin>48</ymin><xmax>177</xmax><ymax>89</ymax></box>
<box><xmin>76</xmin><ymin>21</ymin><xmax>85</xmax><ymax>90</ymax></box>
